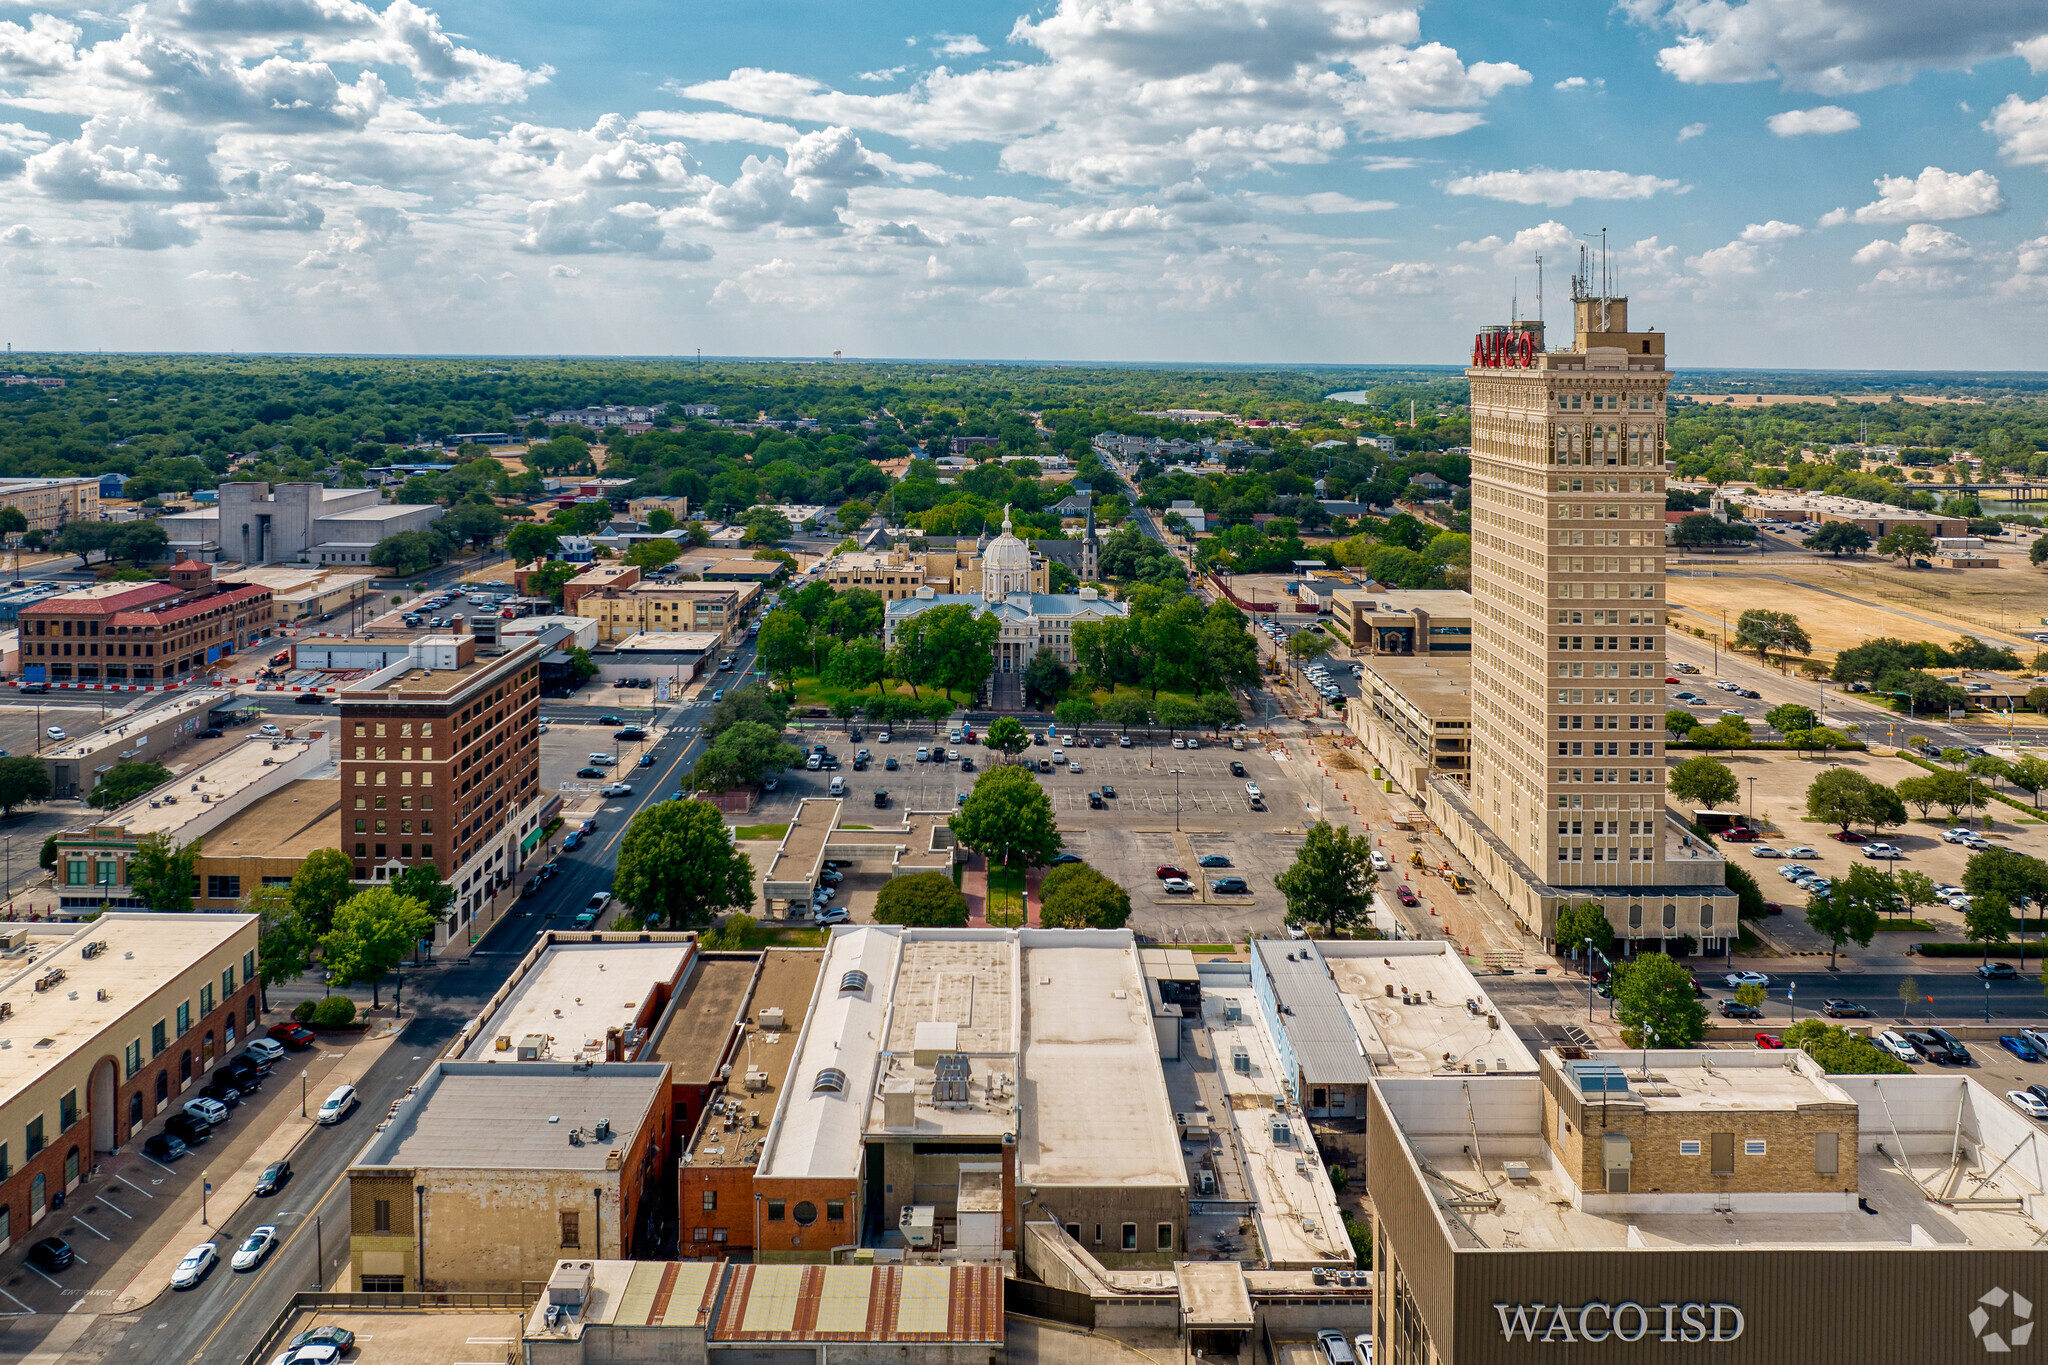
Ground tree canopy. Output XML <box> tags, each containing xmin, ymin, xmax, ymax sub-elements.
<box><xmin>1274</xmin><ymin>821</ymin><xmax>1377</xmax><ymax>938</ymax></box>
<box><xmin>615</xmin><ymin>798</ymin><xmax>756</xmax><ymax>928</ymax></box>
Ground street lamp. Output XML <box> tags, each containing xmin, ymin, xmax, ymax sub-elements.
<box><xmin>1170</xmin><ymin>768</ymin><xmax>1186</xmax><ymax>832</ymax></box>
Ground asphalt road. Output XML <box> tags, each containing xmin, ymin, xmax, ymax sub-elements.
<box><xmin>5</xmin><ymin>646</ymin><xmax>744</xmax><ymax>1365</ymax></box>
<box><xmin>1489</xmin><ymin>965</ymin><xmax>2048</xmax><ymax>1024</ymax></box>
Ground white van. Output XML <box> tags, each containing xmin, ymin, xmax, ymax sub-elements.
<box><xmin>316</xmin><ymin>1085</ymin><xmax>358</xmax><ymax>1126</ymax></box>
<box><xmin>828</xmin><ymin>776</ymin><xmax>846</xmax><ymax>796</ymax></box>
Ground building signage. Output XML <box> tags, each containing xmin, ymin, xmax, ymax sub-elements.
<box><xmin>1494</xmin><ymin>1302</ymin><xmax>1745</xmax><ymax>1345</ymax></box>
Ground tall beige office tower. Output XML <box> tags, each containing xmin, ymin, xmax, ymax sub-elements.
<box><xmin>1453</xmin><ymin>263</ymin><xmax>1733</xmax><ymax>952</ymax></box>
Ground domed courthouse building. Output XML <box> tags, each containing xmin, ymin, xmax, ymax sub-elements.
<box><xmin>882</xmin><ymin>509</ymin><xmax>1128</xmax><ymax>681</ymax></box>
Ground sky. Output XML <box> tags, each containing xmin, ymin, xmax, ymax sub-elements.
<box><xmin>3</xmin><ymin>0</ymin><xmax>2048</xmax><ymax>369</ymax></box>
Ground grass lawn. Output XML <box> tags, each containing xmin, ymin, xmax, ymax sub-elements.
<box><xmin>1875</xmin><ymin>918</ymin><xmax>1938</xmax><ymax>932</ymax></box>
<box><xmin>734</xmin><ymin>823</ymin><xmax>789</xmax><ymax>840</ymax></box>
<box><xmin>986</xmin><ymin>863</ymin><xmax>1026</xmax><ymax>928</ymax></box>
<box><xmin>787</xmin><ymin>674</ymin><xmax>960</xmax><ymax>713</ymax></box>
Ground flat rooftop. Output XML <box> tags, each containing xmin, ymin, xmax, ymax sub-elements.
<box><xmin>1322</xmin><ymin>943</ymin><xmax>1535</xmax><ymax>1077</ymax></box>
<box><xmin>1360</xmin><ymin>657</ymin><xmax>1471</xmax><ymax>721</ymax></box>
<box><xmin>198</xmin><ymin>778</ymin><xmax>342</xmax><ymax>861</ymax></box>
<box><xmin>755</xmin><ymin>928</ymin><xmax>897</xmax><ymax>1180</ymax></box>
<box><xmin>1336</xmin><ymin>588</ymin><xmax>1475</xmax><ymax>617</ymax></box>
<box><xmin>649</xmin><ymin>954</ymin><xmax>757</xmax><ymax>1083</ymax></box>
<box><xmin>0</xmin><ymin>915</ymin><xmax>252</xmax><ymax>1111</ymax></box>
<box><xmin>525</xmin><ymin>1260</ymin><xmax>719</xmax><ymax>1340</ymax></box>
<box><xmin>356</xmin><ymin>1061</ymin><xmax>669</xmax><ymax>1171</ymax></box>
<box><xmin>610</xmin><ymin>632</ymin><xmax>721</xmax><ymax>653</ymax></box>
<box><xmin>85</xmin><ymin>733</ymin><xmax>322</xmax><ymax>838</ymax></box>
<box><xmin>764</xmin><ymin>797</ymin><xmax>840</xmax><ymax>893</ymax></box>
<box><xmin>683</xmin><ymin>948</ymin><xmax>824</xmax><ymax>1168</ymax></box>
<box><xmin>1196</xmin><ymin>985</ymin><xmax>1351</xmax><ymax>1266</ymax></box>
<box><xmin>461</xmin><ymin>940</ymin><xmax>693</xmax><ymax>1062</ymax></box>
<box><xmin>45</xmin><ymin>689</ymin><xmax>231</xmax><ymax>763</ymax></box>
<box><xmin>868</xmin><ymin>935</ymin><xmax>1020</xmax><ymax>1143</ymax></box>
<box><xmin>1018</xmin><ymin>932</ymin><xmax>1184</xmax><ymax>1192</ymax></box>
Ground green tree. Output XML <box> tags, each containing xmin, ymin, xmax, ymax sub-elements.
<box><xmin>1893</xmin><ymin>869</ymin><xmax>1939</xmax><ymax>923</ymax></box>
<box><xmin>1038</xmin><ymin>864</ymin><xmax>1133</xmax><ymax>929</ymax></box>
<box><xmin>1875</xmin><ymin>523</ymin><xmax>1937</xmax><ymax>565</ymax></box>
<box><xmin>1733</xmin><ymin>981</ymin><xmax>1765</xmax><ymax>1013</ymax></box>
<box><xmin>1553</xmin><ymin>900</ymin><xmax>1615</xmax><ymax>957</ymax></box>
<box><xmin>740</xmin><ymin>506</ymin><xmax>794</xmax><ymax>545</ymax></box>
<box><xmin>755</xmin><ymin>608</ymin><xmax>813</xmax><ymax>683</ymax></box>
<box><xmin>371</xmin><ymin>529</ymin><xmax>450</xmax><ymax>575</ymax></box>
<box><xmin>1286</xmin><ymin>631</ymin><xmax>1336</xmax><ymax>666</ymax></box>
<box><xmin>982</xmin><ymin>716</ymin><xmax>1031</xmax><ymax>760</ymax></box>
<box><xmin>1782</xmin><ymin>1019</ymin><xmax>1912</xmax><ymax>1073</ymax></box>
<box><xmin>1054</xmin><ymin>697</ymin><xmax>1100</xmax><ymax>730</ymax></box>
<box><xmin>528</xmin><ymin>559</ymin><xmax>579</xmax><ymax>604</ymax></box>
<box><xmin>1685</xmin><ymin>716</ymin><xmax>1752</xmax><ymax>752</ymax></box>
<box><xmin>565</xmin><ymin>646</ymin><xmax>599</xmax><ymax>684</ymax></box>
<box><xmin>0</xmin><ymin>507</ymin><xmax>25</xmax><ymax>536</ymax></box>
<box><xmin>441</xmin><ymin>501</ymin><xmax>506</xmax><ymax>551</ymax></box>
<box><xmin>1964</xmin><ymin>890</ymin><xmax>2013</xmax><ymax>968</ymax></box>
<box><xmin>0</xmin><ymin>756</ymin><xmax>52</xmax><ymax>815</ymax></box>
<box><xmin>1804</xmin><ymin>767</ymin><xmax>1889</xmax><ymax>835</ymax></box>
<box><xmin>1274</xmin><ymin>820</ymin><xmax>1378</xmax><ymax>938</ymax></box>
<box><xmin>689</xmin><ymin>720</ymin><xmax>803</xmax><ymax>791</ymax></box>
<box><xmin>53</xmin><ymin>520</ymin><xmax>116</xmax><ymax>566</ymax></box>
<box><xmin>1962</xmin><ymin>848</ymin><xmax>2048</xmax><ymax>950</ymax></box>
<box><xmin>289</xmin><ymin>847</ymin><xmax>357</xmax><ymax>937</ymax></box>
<box><xmin>1612</xmin><ymin>951</ymin><xmax>1708</xmax><ymax>1048</ymax></box>
<box><xmin>1806</xmin><ymin>865</ymin><xmax>1884</xmax><ymax>970</ymax></box>
<box><xmin>1072</xmin><ymin>617</ymin><xmax>1138</xmax><ymax>692</ymax></box>
<box><xmin>524</xmin><ymin>434</ymin><xmax>589</xmax><ymax>475</ymax></box>
<box><xmin>1802</xmin><ymin>521</ymin><xmax>1871</xmax><ymax>556</ymax></box>
<box><xmin>645</xmin><ymin>507</ymin><xmax>677</xmax><ymax>534</ymax></box>
<box><xmin>1734</xmin><ymin>609</ymin><xmax>1812</xmax><ymax>663</ymax></box>
<box><xmin>129</xmin><ymin>831</ymin><xmax>201</xmax><ymax>914</ymax></box>
<box><xmin>950</xmin><ymin>765</ymin><xmax>1063</xmax><ymax>873</ymax></box>
<box><xmin>1022</xmin><ymin>649</ymin><xmax>1071</xmax><ymax>709</ymax></box>
<box><xmin>1665</xmin><ymin>708</ymin><xmax>1701</xmax><ymax>739</ymax></box>
<box><xmin>705</xmin><ymin>682</ymin><xmax>793</xmax><ymax>739</ymax></box>
<box><xmin>321</xmin><ymin>887</ymin><xmax>438</xmax><ymax>1008</ymax></box>
<box><xmin>1103</xmin><ymin>695</ymin><xmax>1153</xmax><ymax>733</ymax></box>
<box><xmin>835</xmin><ymin>499</ymin><xmax>875</xmax><ymax>530</ymax></box>
<box><xmin>818</xmin><ymin>588</ymin><xmax>885</xmax><ymax>642</ymax></box>
<box><xmin>1668</xmin><ymin>755</ymin><xmax>1740</xmax><ymax>810</ymax></box>
<box><xmin>823</xmin><ymin>638</ymin><xmax>885</xmax><ymax>693</ymax></box>
<box><xmin>2007</xmin><ymin>754</ymin><xmax>2048</xmax><ymax>808</ymax></box>
<box><xmin>88</xmin><ymin>760</ymin><xmax>173</xmax><ymax>810</ymax></box>
<box><xmin>388</xmin><ymin>865</ymin><xmax>457</xmax><ymax>925</ymax></box>
<box><xmin>242</xmin><ymin>884</ymin><xmax>309</xmax><ymax>1011</ymax></box>
<box><xmin>624</xmin><ymin>538</ymin><xmax>682</xmax><ymax>570</ymax></box>
<box><xmin>615</xmin><ymin>798</ymin><xmax>756</xmax><ymax>928</ymax></box>
<box><xmin>1764</xmin><ymin>703</ymin><xmax>1818</xmax><ymax>735</ymax></box>
<box><xmin>873</xmin><ymin>870</ymin><xmax>969</xmax><ymax>927</ymax></box>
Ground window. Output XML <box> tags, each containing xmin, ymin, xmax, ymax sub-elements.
<box><xmin>0</xmin><ymin>1142</ymin><xmax>8</xmax><ymax>1179</ymax></box>
<box><xmin>701</xmin><ymin>1190</ymin><xmax>717</xmax><ymax>1212</ymax></box>
<box><xmin>243</xmin><ymin>951</ymin><xmax>255</xmax><ymax>984</ymax></box>
<box><xmin>373</xmin><ymin>1199</ymin><xmax>392</xmax><ymax>1233</ymax></box>
<box><xmin>176</xmin><ymin>1001</ymin><xmax>190</xmax><ymax>1036</ymax></box>
<box><xmin>1745</xmin><ymin>1139</ymin><xmax>1767</xmax><ymax>1157</ymax></box>
<box><xmin>1121</xmin><ymin>1223</ymin><xmax>1137</xmax><ymax>1251</ymax></box>
<box><xmin>361</xmin><ymin>1275</ymin><xmax>405</xmax><ymax>1293</ymax></box>
<box><xmin>827</xmin><ymin>1200</ymin><xmax>845</xmax><ymax>1222</ymax></box>
<box><xmin>560</xmin><ymin>1212</ymin><xmax>580</xmax><ymax>1248</ymax></box>
<box><xmin>1157</xmin><ymin>1223</ymin><xmax>1174</xmax><ymax>1252</ymax></box>
<box><xmin>1679</xmin><ymin>1140</ymin><xmax>1702</xmax><ymax>1157</ymax></box>
<box><xmin>1815</xmin><ymin>1132</ymin><xmax>1839</xmax><ymax>1175</ymax></box>
<box><xmin>151</xmin><ymin>1019</ymin><xmax>166</xmax><ymax>1057</ymax></box>
<box><xmin>1710</xmin><ymin>1132</ymin><xmax>1735</xmax><ymax>1176</ymax></box>
<box><xmin>25</xmin><ymin>1115</ymin><xmax>42</xmax><ymax>1158</ymax></box>
<box><xmin>767</xmin><ymin>1199</ymin><xmax>785</xmax><ymax>1222</ymax></box>
<box><xmin>223</xmin><ymin>965</ymin><xmax>236</xmax><ymax>996</ymax></box>
<box><xmin>200</xmin><ymin>984</ymin><xmax>213</xmax><ymax>1016</ymax></box>
<box><xmin>125</xmin><ymin>1039</ymin><xmax>142</xmax><ymax>1078</ymax></box>
<box><xmin>794</xmin><ymin>1201</ymin><xmax>817</xmax><ymax>1226</ymax></box>
<box><xmin>59</xmin><ymin>1091</ymin><xmax>75</xmax><ymax>1131</ymax></box>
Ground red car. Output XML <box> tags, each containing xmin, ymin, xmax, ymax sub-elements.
<box><xmin>1155</xmin><ymin>865</ymin><xmax>1189</xmax><ymax>880</ymax></box>
<box><xmin>1665</xmin><ymin>676</ymin><xmax>1680</xmax><ymax>684</ymax></box>
<box><xmin>267</xmin><ymin>1022</ymin><xmax>315</xmax><ymax>1051</ymax></box>
<box><xmin>1721</xmin><ymin>827</ymin><xmax>1759</xmax><ymax>842</ymax></box>
<box><xmin>1755</xmin><ymin>1033</ymin><xmax>1785</xmax><ymax>1050</ymax></box>
<box><xmin>1395</xmin><ymin>884</ymin><xmax>1419</xmax><ymax>906</ymax></box>
<box><xmin>1829</xmin><ymin>830</ymin><xmax>1867</xmax><ymax>844</ymax></box>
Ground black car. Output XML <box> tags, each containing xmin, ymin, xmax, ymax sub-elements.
<box><xmin>197</xmin><ymin>727</ymin><xmax>224</xmax><ymax>739</ymax></box>
<box><xmin>296</xmin><ymin>691</ymin><xmax>326</xmax><ymax>704</ymax></box>
<box><xmin>1821</xmin><ymin>999</ymin><xmax>1870</xmax><ymax>1018</ymax></box>
<box><xmin>199</xmin><ymin>1076</ymin><xmax>242</xmax><ymax>1108</ymax></box>
<box><xmin>254</xmin><ymin>1159</ymin><xmax>292</xmax><ymax>1196</ymax></box>
<box><xmin>26</xmin><ymin>1237</ymin><xmax>73</xmax><ymax>1272</ymax></box>
<box><xmin>1718</xmin><ymin>1000</ymin><xmax>1762</xmax><ymax>1019</ymax></box>
<box><xmin>1979</xmin><ymin>962</ymin><xmax>2019</xmax><ymax>980</ymax></box>
<box><xmin>164</xmin><ymin>1113</ymin><xmax>211</xmax><ymax>1146</ymax></box>
<box><xmin>873</xmin><ymin>790</ymin><xmax>889</xmax><ymax>808</ymax></box>
<box><xmin>142</xmin><ymin>1133</ymin><xmax>188</xmax><ymax>1162</ymax></box>
<box><xmin>17</xmin><ymin>681</ymin><xmax>46</xmax><ymax>695</ymax></box>
<box><xmin>576</xmin><ymin>766</ymin><xmax>605</xmax><ymax>779</ymax></box>
<box><xmin>1088</xmin><ymin>792</ymin><xmax>1105</xmax><ymax>808</ymax></box>
<box><xmin>1924</xmin><ymin>1027</ymin><xmax>1973</xmax><ymax>1065</ymax></box>
<box><xmin>1229</xmin><ymin>761</ymin><xmax>1247</xmax><ymax>777</ymax></box>
<box><xmin>960</xmin><ymin>757</ymin><xmax>974</xmax><ymax>771</ymax></box>
<box><xmin>613</xmin><ymin>727</ymin><xmax>646</xmax><ymax>741</ymax></box>
<box><xmin>599</xmin><ymin>715</ymin><xmax>623</xmax><ymax>725</ymax></box>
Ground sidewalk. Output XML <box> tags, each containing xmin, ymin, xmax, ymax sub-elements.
<box><xmin>103</xmin><ymin>1022</ymin><xmax>406</xmax><ymax>1313</ymax></box>
<box><xmin>961</xmin><ymin>853</ymin><xmax>988</xmax><ymax>922</ymax></box>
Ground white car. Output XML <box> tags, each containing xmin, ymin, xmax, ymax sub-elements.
<box><xmin>232</xmin><ymin>1226</ymin><xmax>278</xmax><ymax>1271</ymax></box>
<box><xmin>1725</xmin><ymin>971</ymin><xmax>1771</xmax><ymax>989</ymax></box>
<box><xmin>1068</xmin><ymin>761</ymin><xmax>1083</xmax><ymax>773</ymax></box>
<box><xmin>316</xmin><ymin>1085</ymin><xmax>358</xmax><ymax>1126</ymax></box>
<box><xmin>814</xmin><ymin>905</ymin><xmax>850</xmax><ymax>926</ymax></box>
<box><xmin>170</xmin><ymin>1243</ymin><xmax>217</xmax><ymax>1290</ymax></box>
<box><xmin>1161</xmin><ymin>877</ymin><xmax>1196</xmax><ymax>895</ymax></box>
<box><xmin>1749</xmin><ymin>845</ymin><xmax>1781</xmax><ymax>858</ymax></box>
<box><xmin>1863</xmin><ymin>843</ymin><xmax>1907</xmax><ymax>860</ymax></box>
<box><xmin>1244</xmin><ymin>781</ymin><xmax>1263</xmax><ymax>800</ymax></box>
<box><xmin>1370</xmin><ymin>851</ymin><xmax>1391</xmax><ymax>871</ymax></box>
<box><xmin>1354</xmin><ymin>1334</ymin><xmax>1376</xmax><ymax>1365</ymax></box>
<box><xmin>1051</xmin><ymin>749</ymin><xmax>1065</xmax><ymax>763</ymax></box>
<box><xmin>1943</xmin><ymin>828</ymin><xmax>1978</xmax><ymax>844</ymax></box>
<box><xmin>586</xmin><ymin>752</ymin><xmax>617</xmax><ymax>767</ymax></box>
<box><xmin>256</xmin><ymin>723</ymin><xmax>280</xmax><ymax>737</ymax></box>
<box><xmin>2010</xmin><ymin>1090</ymin><xmax>2048</xmax><ymax>1120</ymax></box>
<box><xmin>1876</xmin><ymin>1031</ymin><xmax>1922</xmax><ymax>1063</ymax></box>
<box><xmin>600</xmin><ymin>782</ymin><xmax>633</xmax><ymax>797</ymax></box>
<box><xmin>1317</xmin><ymin>1329</ymin><xmax>1356</xmax><ymax>1365</ymax></box>
<box><xmin>1783</xmin><ymin>846</ymin><xmax>1819</xmax><ymax>859</ymax></box>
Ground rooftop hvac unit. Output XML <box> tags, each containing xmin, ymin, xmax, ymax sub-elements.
<box><xmin>1232</xmin><ymin>1047</ymin><xmax>1250</xmax><ymax>1074</ymax></box>
<box><xmin>1272</xmin><ymin>1117</ymin><xmax>1293</xmax><ymax>1146</ymax></box>
<box><xmin>933</xmin><ymin>1051</ymin><xmax>971</xmax><ymax>1103</ymax></box>
<box><xmin>900</xmin><ymin>1204</ymin><xmax>938</xmax><ymax>1249</ymax></box>
<box><xmin>759</xmin><ymin>1006</ymin><xmax>786</xmax><ymax>1031</ymax></box>
<box><xmin>1222</xmin><ymin>998</ymin><xmax>1242</xmax><ymax>1022</ymax></box>
<box><xmin>1502</xmin><ymin>1161</ymin><xmax>1533</xmax><ymax>1183</ymax></box>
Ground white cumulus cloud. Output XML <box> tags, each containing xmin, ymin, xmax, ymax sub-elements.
<box><xmin>1851</xmin><ymin>223</ymin><xmax>1974</xmax><ymax>265</ymax></box>
<box><xmin>1740</xmin><ymin>220</ymin><xmax>1805</xmax><ymax>242</ymax></box>
<box><xmin>1985</xmin><ymin>93</ymin><xmax>2048</xmax><ymax>168</ymax></box>
<box><xmin>1820</xmin><ymin>166</ymin><xmax>2009</xmax><ymax>225</ymax></box>
<box><xmin>1767</xmin><ymin>105</ymin><xmax>1860</xmax><ymax>135</ymax></box>
<box><xmin>1676</xmin><ymin>121</ymin><xmax>1708</xmax><ymax>141</ymax></box>
<box><xmin>1443</xmin><ymin>166</ymin><xmax>1680</xmax><ymax>207</ymax></box>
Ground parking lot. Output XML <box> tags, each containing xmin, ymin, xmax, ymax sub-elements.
<box><xmin>752</xmin><ymin>727</ymin><xmax>1324</xmax><ymax>943</ymax></box>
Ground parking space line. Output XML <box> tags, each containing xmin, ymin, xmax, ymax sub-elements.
<box><xmin>22</xmin><ymin>1263</ymin><xmax>61</xmax><ymax>1290</ymax></box>
<box><xmin>66</xmin><ymin>1214</ymin><xmax>109</xmax><ymax>1241</ymax></box>
<box><xmin>90</xmin><ymin>1195</ymin><xmax>132</xmax><ymax>1219</ymax></box>
<box><xmin>0</xmin><ymin>1284</ymin><xmax>34</xmax><ymax>1316</ymax></box>
<box><xmin>113</xmin><ymin>1172</ymin><xmax>155</xmax><ymax>1198</ymax></box>
<box><xmin>138</xmin><ymin>1154</ymin><xmax>176</xmax><ymax>1175</ymax></box>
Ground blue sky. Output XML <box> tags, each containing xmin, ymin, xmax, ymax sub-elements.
<box><xmin>2</xmin><ymin>0</ymin><xmax>2047</xmax><ymax>368</ymax></box>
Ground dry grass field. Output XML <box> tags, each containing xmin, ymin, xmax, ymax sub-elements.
<box><xmin>1668</xmin><ymin>559</ymin><xmax>2048</xmax><ymax>658</ymax></box>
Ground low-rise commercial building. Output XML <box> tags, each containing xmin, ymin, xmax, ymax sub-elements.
<box><xmin>1726</xmin><ymin>490</ymin><xmax>1964</xmax><ymax>540</ymax></box>
<box><xmin>1347</xmin><ymin>657</ymin><xmax>1472</xmax><ymax>790</ymax></box>
<box><xmin>0</xmin><ymin>477</ymin><xmax>98</xmax><ymax>533</ymax></box>
<box><xmin>1368</xmin><ymin>1047</ymin><xmax>2048</xmax><ymax>1364</ymax></box>
<box><xmin>573</xmin><ymin>582</ymin><xmax>757</xmax><ymax>644</ymax></box>
<box><xmin>346</xmin><ymin>1060</ymin><xmax>672</xmax><ymax>1292</ymax></box>
<box><xmin>0</xmin><ymin>914</ymin><xmax>258</xmax><ymax>1253</ymax></box>
<box><xmin>19</xmin><ymin>557</ymin><xmax>277</xmax><ymax>685</ymax></box>
<box><xmin>38</xmin><ymin>686</ymin><xmax>232</xmax><ymax>803</ymax></box>
<box><xmin>1329</xmin><ymin>589</ymin><xmax>1473</xmax><ymax>655</ymax></box>
<box><xmin>455</xmin><ymin>934</ymin><xmax>696</xmax><ymax>1066</ymax></box>
<box><xmin>160</xmin><ymin>481</ymin><xmax>444</xmax><ymax>566</ymax></box>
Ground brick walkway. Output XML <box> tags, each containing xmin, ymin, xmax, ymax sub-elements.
<box><xmin>961</xmin><ymin>852</ymin><xmax>988</xmax><ymax>922</ymax></box>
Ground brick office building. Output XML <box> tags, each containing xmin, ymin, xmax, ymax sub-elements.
<box><xmin>336</xmin><ymin>634</ymin><xmax>546</xmax><ymax>935</ymax></box>
<box><xmin>0</xmin><ymin>915</ymin><xmax>258</xmax><ymax>1256</ymax></box>
<box><xmin>18</xmin><ymin>556</ymin><xmax>276</xmax><ymax>684</ymax></box>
